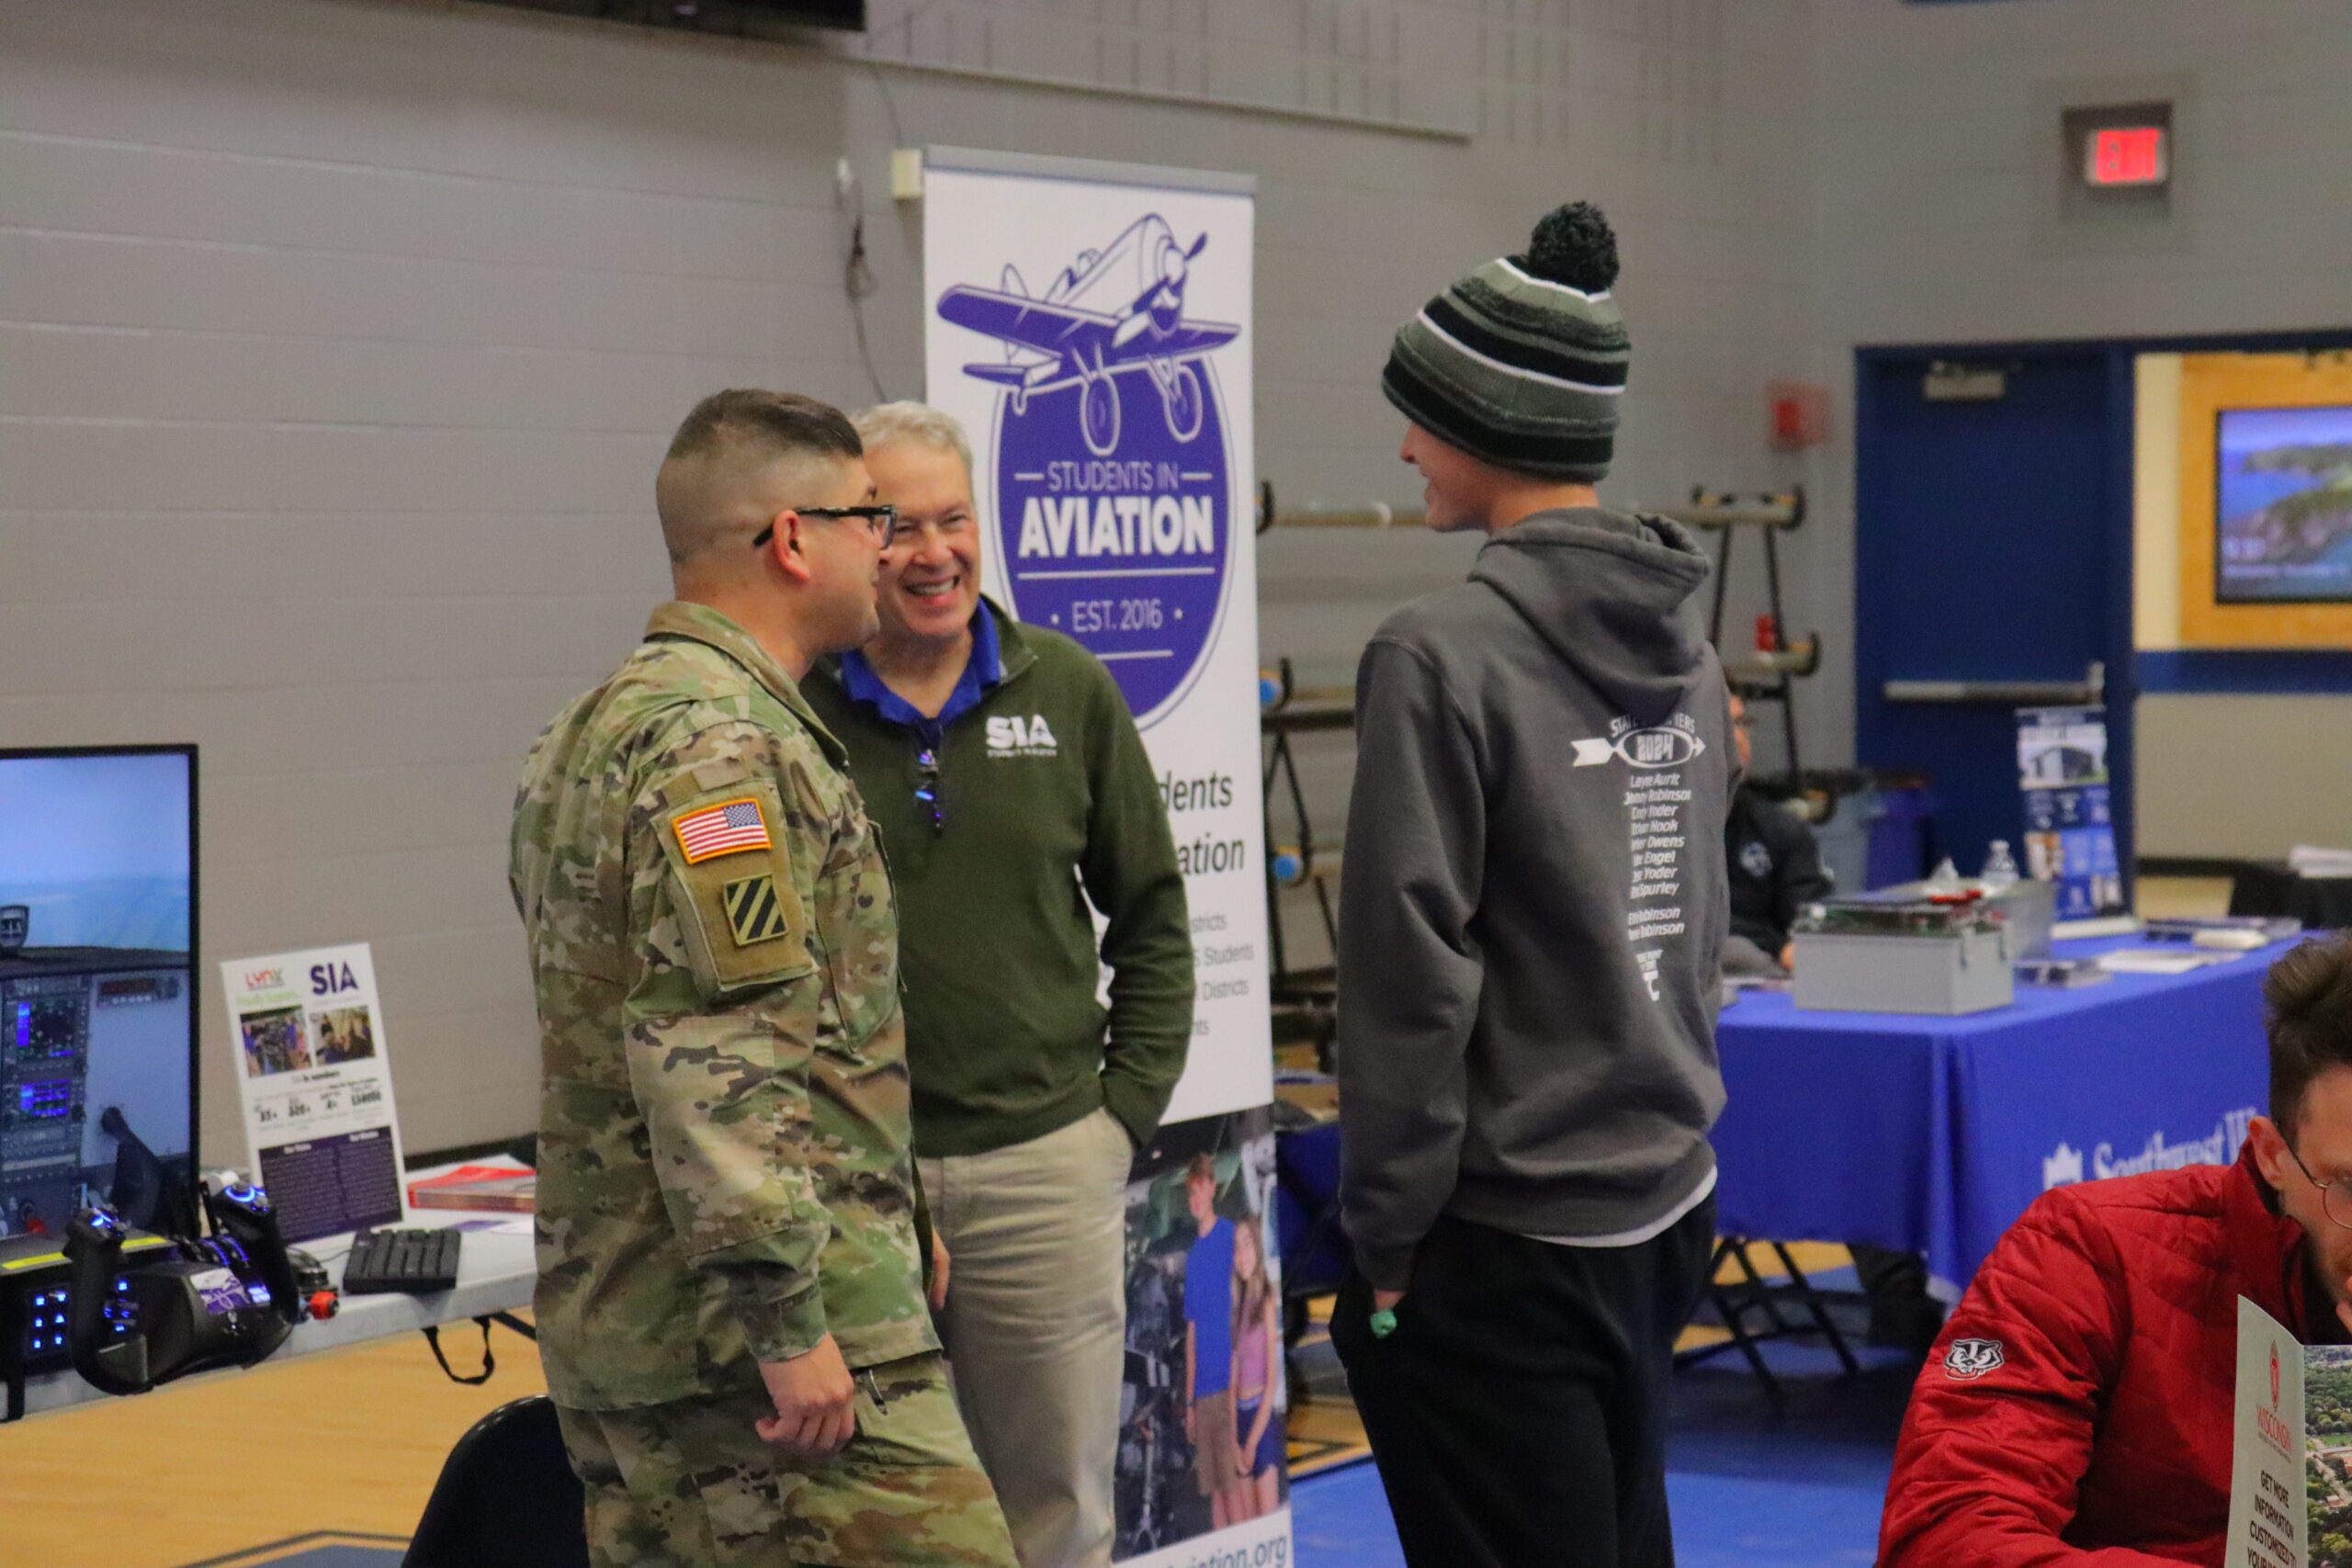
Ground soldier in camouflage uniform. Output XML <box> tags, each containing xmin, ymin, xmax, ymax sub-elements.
<box><xmin>511</xmin><ymin>389</ymin><xmax>1018</xmax><ymax>1568</ymax></box>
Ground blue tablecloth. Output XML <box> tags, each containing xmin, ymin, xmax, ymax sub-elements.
<box><xmin>1711</xmin><ymin>936</ymin><xmax>2293</xmax><ymax>1297</ymax></box>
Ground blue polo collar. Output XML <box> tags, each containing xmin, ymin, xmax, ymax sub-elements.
<box><xmin>837</xmin><ymin>600</ymin><xmax>1004</xmax><ymax>735</ymax></box>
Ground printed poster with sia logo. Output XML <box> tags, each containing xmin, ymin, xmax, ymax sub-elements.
<box><xmin>219</xmin><ymin>942</ymin><xmax>408</xmax><ymax>1244</ymax></box>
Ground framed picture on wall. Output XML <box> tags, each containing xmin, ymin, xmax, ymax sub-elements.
<box><xmin>2177</xmin><ymin>352</ymin><xmax>2352</xmax><ymax>648</ymax></box>
<box><xmin>2212</xmin><ymin>403</ymin><xmax>2352</xmax><ymax>606</ymax></box>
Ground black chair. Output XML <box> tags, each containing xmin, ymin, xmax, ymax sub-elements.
<box><xmin>1273</xmin><ymin>1114</ymin><xmax>1348</xmax><ymax>1407</ymax></box>
<box><xmin>404</xmin><ymin>1394</ymin><xmax>588</xmax><ymax>1568</ymax></box>
<box><xmin>1675</xmin><ymin>1235</ymin><xmax>1861</xmax><ymax>1402</ymax></box>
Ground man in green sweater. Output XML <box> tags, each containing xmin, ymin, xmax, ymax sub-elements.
<box><xmin>801</xmin><ymin>401</ymin><xmax>1193</xmax><ymax>1568</ymax></box>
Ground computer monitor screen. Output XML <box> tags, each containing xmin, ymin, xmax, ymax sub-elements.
<box><xmin>2215</xmin><ymin>404</ymin><xmax>2352</xmax><ymax>604</ymax></box>
<box><xmin>0</xmin><ymin>747</ymin><xmax>197</xmax><ymax>1237</ymax></box>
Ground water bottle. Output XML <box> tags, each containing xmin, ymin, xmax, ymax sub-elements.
<box><xmin>1981</xmin><ymin>840</ymin><xmax>2020</xmax><ymax>891</ymax></box>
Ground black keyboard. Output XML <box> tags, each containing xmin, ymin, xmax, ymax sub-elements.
<box><xmin>343</xmin><ymin>1227</ymin><xmax>462</xmax><ymax>1294</ymax></box>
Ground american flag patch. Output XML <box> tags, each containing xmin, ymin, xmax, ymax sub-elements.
<box><xmin>672</xmin><ymin>797</ymin><xmax>771</xmax><ymax>864</ymax></box>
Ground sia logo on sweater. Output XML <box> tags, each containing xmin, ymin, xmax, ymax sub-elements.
<box><xmin>986</xmin><ymin>715</ymin><xmax>1059</xmax><ymax>757</ymax></box>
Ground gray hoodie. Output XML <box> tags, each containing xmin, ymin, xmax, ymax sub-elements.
<box><xmin>1335</xmin><ymin>506</ymin><xmax>1736</xmax><ymax>1290</ymax></box>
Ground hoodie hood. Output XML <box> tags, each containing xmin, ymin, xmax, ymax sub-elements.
<box><xmin>1470</xmin><ymin>507</ymin><xmax>1713</xmax><ymax>726</ymax></box>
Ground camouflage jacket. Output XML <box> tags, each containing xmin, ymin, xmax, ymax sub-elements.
<box><xmin>510</xmin><ymin>601</ymin><xmax>935</xmax><ymax>1410</ymax></box>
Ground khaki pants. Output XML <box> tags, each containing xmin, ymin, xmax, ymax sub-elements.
<box><xmin>920</xmin><ymin>1108</ymin><xmax>1132</xmax><ymax>1568</ymax></box>
<box><xmin>558</xmin><ymin>1351</ymin><xmax>1017</xmax><ymax>1568</ymax></box>
<box><xmin>1188</xmin><ymin>1388</ymin><xmax>1239</xmax><ymax>1496</ymax></box>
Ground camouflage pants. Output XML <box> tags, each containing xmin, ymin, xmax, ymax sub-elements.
<box><xmin>557</xmin><ymin>1351</ymin><xmax>1018</xmax><ymax>1568</ymax></box>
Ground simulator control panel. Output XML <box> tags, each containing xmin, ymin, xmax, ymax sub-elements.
<box><xmin>0</xmin><ymin>951</ymin><xmax>192</xmax><ymax>1237</ymax></box>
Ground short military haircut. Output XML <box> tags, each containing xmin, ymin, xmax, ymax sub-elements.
<box><xmin>657</xmin><ymin>389</ymin><xmax>863</xmax><ymax>566</ymax></box>
<box><xmin>853</xmin><ymin>400</ymin><xmax>974</xmax><ymax>475</ymax></box>
<box><xmin>2267</xmin><ymin>935</ymin><xmax>2352</xmax><ymax>1137</ymax></box>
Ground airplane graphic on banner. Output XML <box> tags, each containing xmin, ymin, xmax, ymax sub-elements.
<box><xmin>938</xmin><ymin>211</ymin><xmax>1243</xmax><ymax>725</ymax></box>
<box><xmin>936</xmin><ymin>214</ymin><xmax>1240</xmax><ymax>457</ymax></box>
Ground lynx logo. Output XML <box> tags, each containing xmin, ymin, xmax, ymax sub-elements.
<box><xmin>942</xmin><ymin>213</ymin><xmax>1239</xmax><ymax>727</ymax></box>
<box><xmin>243</xmin><ymin>968</ymin><xmax>285</xmax><ymax>991</ymax></box>
<box><xmin>986</xmin><ymin>715</ymin><xmax>1059</xmax><ymax>757</ymax></box>
<box><xmin>1942</xmin><ymin>1338</ymin><xmax>2006</xmax><ymax>1381</ymax></box>
<box><xmin>2041</xmin><ymin>1142</ymin><xmax>2085</xmax><ymax>1190</ymax></box>
<box><xmin>1573</xmin><ymin>715</ymin><xmax>1707</xmax><ymax>770</ymax></box>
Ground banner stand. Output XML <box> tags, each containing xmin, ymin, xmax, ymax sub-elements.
<box><xmin>921</xmin><ymin>146</ymin><xmax>1286</xmax><ymax>1565</ymax></box>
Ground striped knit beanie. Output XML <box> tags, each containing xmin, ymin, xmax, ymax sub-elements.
<box><xmin>1382</xmin><ymin>201</ymin><xmax>1628</xmax><ymax>482</ymax></box>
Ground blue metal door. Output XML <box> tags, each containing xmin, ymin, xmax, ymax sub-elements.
<box><xmin>1854</xmin><ymin>350</ymin><xmax>2128</xmax><ymax>883</ymax></box>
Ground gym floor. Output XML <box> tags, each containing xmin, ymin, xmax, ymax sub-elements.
<box><xmin>39</xmin><ymin>899</ymin><xmax>2176</xmax><ymax>1566</ymax></box>
<box><xmin>6</xmin><ymin>1245</ymin><xmax>1917</xmax><ymax>1568</ymax></box>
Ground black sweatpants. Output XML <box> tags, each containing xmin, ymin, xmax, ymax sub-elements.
<box><xmin>1329</xmin><ymin>1200</ymin><xmax>1714</xmax><ymax>1568</ymax></box>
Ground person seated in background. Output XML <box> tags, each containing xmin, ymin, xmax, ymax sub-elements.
<box><xmin>1878</xmin><ymin>934</ymin><xmax>2352</xmax><ymax>1567</ymax></box>
<box><xmin>1721</xmin><ymin>693</ymin><xmax>1831</xmax><ymax>977</ymax></box>
<box><xmin>1722</xmin><ymin>694</ymin><xmax>1938</xmax><ymax>1342</ymax></box>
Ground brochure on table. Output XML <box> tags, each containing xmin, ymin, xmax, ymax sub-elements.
<box><xmin>219</xmin><ymin>942</ymin><xmax>408</xmax><ymax>1244</ymax></box>
<box><xmin>2227</xmin><ymin>1294</ymin><xmax>2352</xmax><ymax>1568</ymax></box>
<box><xmin>2016</xmin><ymin>706</ymin><xmax>2125</xmax><ymax>919</ymax></box>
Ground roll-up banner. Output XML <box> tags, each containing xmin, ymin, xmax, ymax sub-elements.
<box><xmin>922</xmin><ymin>147</ymin><xmax>1287</xmax><ymax>1567</ymax></box>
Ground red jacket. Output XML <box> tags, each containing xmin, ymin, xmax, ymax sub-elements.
<box><xmin>1880</xmin><ymin>1146</ymin><xmax>2341</xmax><ymax>1566</ymax></box>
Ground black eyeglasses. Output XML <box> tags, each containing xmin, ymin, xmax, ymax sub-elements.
<box><xmin>886</xmin><ymin>512</ymin><xmax>978</xmax><ymax>548</ymax></box>
<box><xmin>913</xmin><ymin>746</ymin><xmax>944</xmax><ymax>835</ymax></box>
<box><xmin>2285</xmin><ymin>1139</ymin><xmax>2352</xmax><ymax>1231</ymax></box>
<box><xmin>752</xmin><ymin>504</ymin><xmax>898</xmax><ymax>549</ymax></box>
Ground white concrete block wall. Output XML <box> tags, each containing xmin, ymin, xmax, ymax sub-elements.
<box><xmin>1815</xmin><ymin>0</ymin><xmax>2352</xmax><ymax>347</ymax></box>
<box><xmin>2</xmin><ymin>0</ymin><xmax>1817</xmax><ymax>1152</ymax></box>
<box><xmin>2</xmin><ymin>0</ymin><xmax>851</xmax><ymax>1158</ymax></box>
<box><xmin>1801</xmin><ymin>0</ymin><xmax>2352</xmax><ymax>786</ymax></box>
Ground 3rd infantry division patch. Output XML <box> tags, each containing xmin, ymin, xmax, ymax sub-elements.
<box><xmin>722</xmin><ymin>874</ymin><xmax>790</xmax><ymax>946</ymax></box>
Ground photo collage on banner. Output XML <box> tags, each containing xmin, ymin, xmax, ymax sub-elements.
<box><xmin>922</xmin><ymin>147</ymin><xmax>1285</xmax><ymax>1568</ymax></box>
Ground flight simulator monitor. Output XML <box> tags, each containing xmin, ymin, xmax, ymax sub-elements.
<box><xmin>0</xmin><ymin>746</ymin><xmax>197</xmax><ymax>1237</ymax></box>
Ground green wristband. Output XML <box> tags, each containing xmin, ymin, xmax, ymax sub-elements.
<box><xmin>1369</xmin><ymin>1307</ymin><xmax>1398</xmax><ymax>1339</ymax></box>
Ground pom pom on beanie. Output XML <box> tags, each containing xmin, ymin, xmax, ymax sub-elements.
<box><xmin>1521</xmin><ymin>202</ymin><xmax>1620</xmax><ymax>293</ymax></box>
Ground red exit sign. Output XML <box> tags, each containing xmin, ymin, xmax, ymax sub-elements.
<box><xmin>2086</xmin><ymin>126</ymin><xmax>2168</xmax><ymax>187</ymax></box>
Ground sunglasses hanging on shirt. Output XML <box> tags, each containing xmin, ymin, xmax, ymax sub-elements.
<box><xmin>914</xmin><ymin>746</ymin><xmax>944</xmax><ymax>835</ymax></box>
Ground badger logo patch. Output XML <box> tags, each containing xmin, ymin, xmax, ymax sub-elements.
<box><xmin>1942</xmin><ymin>1337</ymin><xmax>2006</xmax><ymax>1381</ymax></box>
<box><xmin>722</xmin><ymin>874</ymin><xmax>791</xmax><ymax>947</ymax></box>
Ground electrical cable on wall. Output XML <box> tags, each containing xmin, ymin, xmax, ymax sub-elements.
<box><xmin>838</xmin><ymin>54</ymin><xmax>915</xmax><ymax>406</ymax></box>
<box><xmin>828</xmin><ymin>3</ymin><xmax>929</xmax><ymax>404</ymax></box>
<box><xmin>864</xmin><ymin>54</ymin><xmax>909</xmax><ymax>149</ymax></box>
<box><xmin>843</xmin><ymin>200</ymin><xmax>888</xmax><ymax>404</ymax></box>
